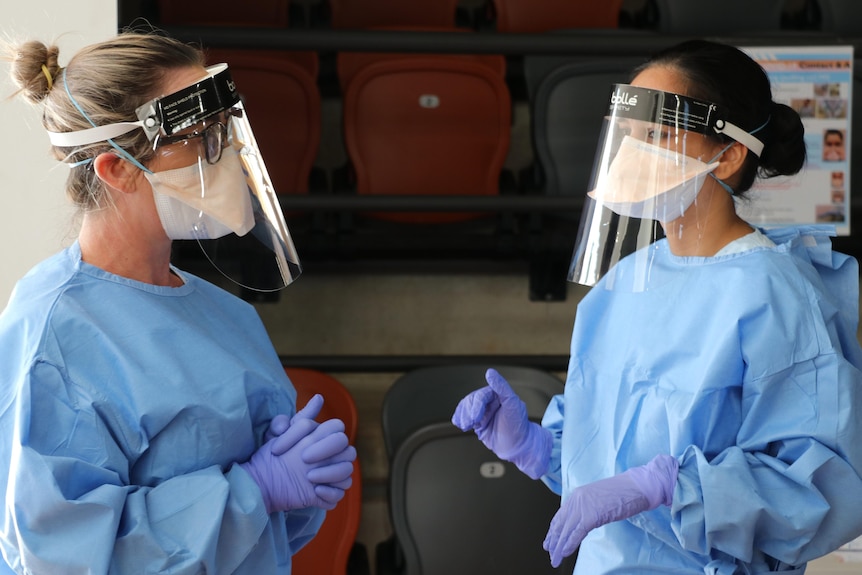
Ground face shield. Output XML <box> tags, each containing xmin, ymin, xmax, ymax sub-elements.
<box><xmin>568</xmin><ymin>84</ymin><xmax>764</xmax><ymax>292</ymax></box>
<box><xmin>47</xmin><ymin>64</ymin><xmax>300</xmax><ymax>292</ymax></box>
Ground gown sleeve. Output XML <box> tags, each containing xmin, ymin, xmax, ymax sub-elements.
<box><xmin>1</xmin><ymin>359</ymin><xmax>325</xmax><ymax>575</ymax></box>
<box><xmin>283</xmin><ymin>504</ymin><xmax>327</xmax><ymax>553</ymax></box>
<box><xmin>672</xmin><ymin>353</ymin><xmax>862</xmax><ymax>566</ymax></box>
<box><xmin>671</xmin><ymin>242</ymin><xmax>862</xmax><ymax>566</ymax></box>
<box><xmin>540</xmin><ymin>394</ymin><xmax>566</xmax><ymax>495</ymax></box>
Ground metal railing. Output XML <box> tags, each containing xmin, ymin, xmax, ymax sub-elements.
<box><xmin>163</xmin><ymin>26</ymin><xmax>861</xmax><ymax>55</ymax></box>
<box><xmin>279</xmin><ymin>353</ymin><xmax>570</xmax><ymax>372</ymax></box>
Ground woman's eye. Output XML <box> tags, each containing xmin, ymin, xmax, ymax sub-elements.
<box><xmin>647</xmin><ymin>129</ymin><xmax>672</xmax><ymax>141</ymax></box>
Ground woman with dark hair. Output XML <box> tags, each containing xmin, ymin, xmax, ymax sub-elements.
<box><xmin>454</xmin><ymin>40</ymin><xmax>862</xmax><ymax>573</ymax></box>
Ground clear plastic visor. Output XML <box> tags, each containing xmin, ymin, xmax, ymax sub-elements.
<box><xmin>138</xmin><ymin>64</ymin><xmax>300</xmax><ymax>292</ymax></box>
<box><xmin>149</xmin><ymin>101</ymin><xmax>300</xmax><ymax>292</ymax></box>
<box><xmin>567</xmin><ymin>84</ymin><xmax>734</xmax><ymax>291</ymax></box>
<box><xmin>46</xmin><ymin>63</ymin><xmax>300</xmax><ymax>293</ymax></box>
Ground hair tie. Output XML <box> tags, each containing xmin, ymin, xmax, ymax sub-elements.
<box><xmin>41</xmin><ymin>64</ymin><xmax>53</xmax><ymax>90</ymax></box>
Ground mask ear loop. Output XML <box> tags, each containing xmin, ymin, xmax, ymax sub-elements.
<box><xmin>708</xmin><ymin>116</ymin><xmax>771</xmax><ymax>196</ymax></box>
<box><xmin>62</xmin><ymin>73</ymin><xmax>153</xmax><ymax>174</ymax></box>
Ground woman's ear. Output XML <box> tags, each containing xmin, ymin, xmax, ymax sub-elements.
<box><xmin>712</xmin><ymin>141</ymin><xmax>748</xmax><ymax>181</ymax></box>
<box><xmin>92</xmin><ymin>153</ymin><xmax>143</xmax><ymax>194</ymax></box>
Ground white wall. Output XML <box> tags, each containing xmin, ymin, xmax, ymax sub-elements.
<box><xmin>0</xmin><ymin>1</ymin><xmax>116</xmax><ymax>310</ymax></box>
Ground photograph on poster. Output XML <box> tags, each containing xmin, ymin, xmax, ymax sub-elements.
<box><xmin>817</xmin><ymin>98</ymin><xmax>848</xmax><ymax>118</ymax></box>
<box><xmin>823</xmin><ymin>128</ymin><xmax>847</xmax><ymax>162</ymax></box>
<box><xmin>832</xmin><ymin>189</ymin><xmax>846</xmax><ymax>204</ymax></box>
<box><xmin>832</xmin><ymin>170</ymin><xmax>845</xmax><ymax>189</ymax></box>
<box><xmin>791</xmin><ymin>97</ymin><xmax>816</xmax><ymax>117</ymax></box>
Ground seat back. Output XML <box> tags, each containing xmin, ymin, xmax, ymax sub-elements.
<box><xmin>818</xmin><ymin>0</ymin><xmax>862</xmax><ymax>34</ymax></box>
<box><xmin>336</xmin><ymin>27</ymin><xmax>506</xmax><ymax>94</ymax></box>
<box><xmin>342</xmin><ymin>55</ymin><xmax>511</xmax><ymax>223</ymax></box>
<box><xmin>206</xmin><ymin>49</ymin><xmax>321</xmax><ymax>197</ymax></box>
<box><xmin>380</xmin><ymin>364</ymin><xmax>576</xmax><ymax>575</ymax></box>
<box><xmin>381</xmin><ymin>364</ymin><xmax>560</xmax><ymax>457</ymax></box>
<box><xmin>158</xmin><ymin>0</ymin><xmax>291</xmax><ymax>27</ymax></box>
<box><xmin>284</xmin><ymin>368</ymin><xmax>363</xmax><ymax>575</ymax></box>
<box><xmin>286</xmin><ymin>368</ymin><xmax>358</xmax><ymax>439</ymax></box>
<box><xmin>654</xmin><ymin>0</ymin><xmax>785</xmax><ymax>33</ymax></box>
<box><xmin>526</xmin><ymin>56</ymin><xmax>644</xmax><ymax>204</ymax></box>
<box><xmin>492</xmin><ymin>0</ymin><xmax>624</xmax><ymax>32</ymax></box>
<box><xmin>329</xmin><ymin>0</ymin><xmax>459</xmax><ymax>29</ymax></box>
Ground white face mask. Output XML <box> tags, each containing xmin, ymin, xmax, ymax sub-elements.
<box><xmin>589</xmin><ymin>135</ymin><xmax>720</xmax><ymax>223</ymax></box>
<box><xmin>145</xmin><ymin>147</ymin><xmax>255</xmax><ymax>240</ymax></box>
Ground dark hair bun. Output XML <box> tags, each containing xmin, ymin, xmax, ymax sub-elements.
<box><xmin>759</xmin><ymin>101</ymin><xmax>806</xmax><ymax>178</ymax></box>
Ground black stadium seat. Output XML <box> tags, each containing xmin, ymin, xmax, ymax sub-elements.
<box><xmin>376</xmin><ymin>364</ymin><xmax>577</xmax><ymax>575</ymax></box>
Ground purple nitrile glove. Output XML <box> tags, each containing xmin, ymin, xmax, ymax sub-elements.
<box><xmin>451</xmin><ymin>368</ymin><xmax>552</xmax><ymax>479</ymax></box>
<box><xmin>262</xmin><ymin>394</ymin><xmax>357</xmax><ymax>508</ymax></box>
<box><xmin>240</xmin><ymin>418</ymin><xmax>356</xmax><ymax>513</ymax></box>
<box><xmin>304</xmin><ymin>430</ymin><xmax>356</xmax><ymax>505</ymax></box>
<box><xmin>543</xmin><ymin>454</ymin><xmax>679</xmax><ymax>568</ymax></box>
<box><xmin>264</xmin><ymin>394</ymin><xmax>325</xmax><ymax>447</ymax></box>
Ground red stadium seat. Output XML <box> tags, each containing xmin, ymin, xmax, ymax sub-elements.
<box><xmin>158</xmin><ymin>0</ymin><xmax>291</xmax><ymax>27</ymax></box>
<box><xmin>283</xmin><ymin>368</ymin><xmax>366</xmax><ymax>575</ymax></box>
<box><xmin>491</xmin><ymin>0</ymin><xmax>624</xmax><ymax>32</ymax></box>
<box><xmin>328</xmin><ymin>0</ymin><xmax>459</xmax><ymax>29</ymax></box>
<box><xmin>206</xmin><ymin>48</ymin><xmax>321</xmax><ymax>197</ymax></box>
<box><xmin>341</xmin><ymin>54</ymin><xmax>511</xmax><ymax>223</ymax></box>
<box><xmin>336</xmin><ymin>27</ymin><xmax>506</xmax><ymax>94</ymax></box>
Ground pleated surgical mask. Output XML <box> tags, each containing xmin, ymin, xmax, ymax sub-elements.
<box><xmin>589</xmin><ymin>135</ymin><xmax>720</xmax><ymax>223</ymax></box>
<box><xmin>145</xmin><ymin>148</ymin><xmax>254</xmax><ymax>240</ymax></box>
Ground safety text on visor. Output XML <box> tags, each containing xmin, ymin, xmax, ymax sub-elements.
<box><xmin>606</xmin><ymin>84</ymin><xmax>764</xmax><ymax>156</ymax></box>
<box><xmin>136</xmin><ymin>63</ymin><xmax>241</xmax><ymax>140</ymax></box>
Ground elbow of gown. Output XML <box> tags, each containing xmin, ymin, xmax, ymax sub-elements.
<box><xmin>671</xmin><ymin>356</ymin><xmax>862</xmax><ymax>566</ymax></box>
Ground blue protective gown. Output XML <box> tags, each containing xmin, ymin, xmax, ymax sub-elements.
<box><xmin>542</xmin><ymin>226</ymin><xmax>862</xmax><ymax>574</ymax></box>
<box><xmin>0</xmin><ymin>242</ymin><xmax>324</xmax><ymax>574</ymax></box>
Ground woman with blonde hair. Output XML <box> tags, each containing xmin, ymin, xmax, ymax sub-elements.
<box><xmin>0</xmin><ymin>31</ymin><xmax>355</xmax><ymax>574</ymax></box>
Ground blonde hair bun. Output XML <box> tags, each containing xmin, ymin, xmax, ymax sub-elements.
<box><xmin>10</xmin><ymin>40</ymin><xmax>61</xmax><ymax>104</ymax></box>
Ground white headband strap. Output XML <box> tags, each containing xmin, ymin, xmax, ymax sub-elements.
<box><xmin>713</xmin><ymin>119</ymin><xmax>764</xmax><ymax>157</ymax></box>
<box><xmin>46</xmin><ymin>121</ymin><xmax>146</xmax><ymax>147</ymax></box>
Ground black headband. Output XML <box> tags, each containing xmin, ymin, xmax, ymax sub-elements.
<box><xmin>136</xmin><ymin>63</ymin><xmax>240</xmax><ymax>139</ymax></box>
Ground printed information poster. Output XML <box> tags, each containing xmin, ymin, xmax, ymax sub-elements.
<box><xmin>738</xmin><ymin>46</ymin><xmax>853</xmax><ymax>235</ymax></box>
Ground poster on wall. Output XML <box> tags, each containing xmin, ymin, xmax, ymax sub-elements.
<box><xmin>737</xmin><ymin>45</ymin><xmax>853</xmax><ymax>235</ymax></box>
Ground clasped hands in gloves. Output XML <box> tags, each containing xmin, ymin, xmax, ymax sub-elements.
<box><xmin>241</xmin><ymin>394</ymin><xmax>356</xmax><ymax>514</ymax></box>
<box><xmin>452</xmin><ymin>368</ymin><xmax>679</xmax><ymax>568</ymax></box>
